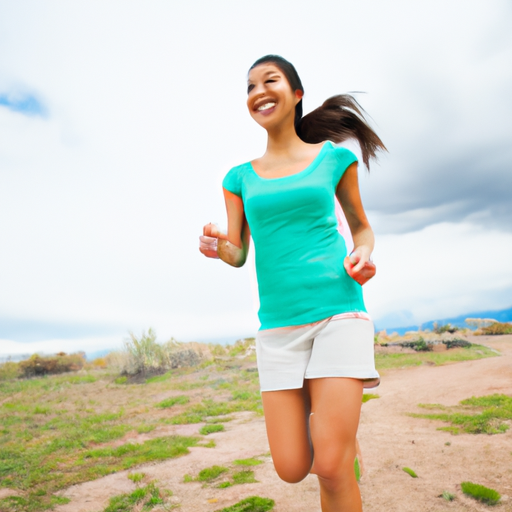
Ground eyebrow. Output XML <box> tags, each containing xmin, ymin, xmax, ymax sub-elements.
<box><xmin>247</xmin><ymin>71</ymin><xmax>280</xmax><ymax>84</ymax></box>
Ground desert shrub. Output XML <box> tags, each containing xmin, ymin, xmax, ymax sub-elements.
<box><xmin>434</xmin><ymin>322</ymin><xmax>458</xmax><ymax>334</ymax></box>
<box><xmin>481</xmin><ymin>322</ymin><xmax>512</xmax><ymax>335</ymax></box>
<box><xmin>0</xmin><ymin>361</ymin><xmax>20</xmax><ymax>381</ymax></box>
<box><xmin>121</xmin><ymin>329</ymin><xmax>203</xmax><ymax>377</ymax></box>
<box><xmin>461</xmin><ymin>481</ymin><xmax>501</xmax><ymax>505</ymax></box>
<box><xmin>18</xmin><ymin>353</ymin><xmax>85</xmax><ymax>378</ymax></box>
<box><xmin>91</xmin><ymin>357</ymin><xmax>107</xmax><ymax>368</ymax></box>
<box><xmin>442</xmin><ymin>339</ymin><xmax>471</xmax><ymax>349</ymax></box>
<box><xmin>400</xmin><ymin>337</ymin><xmax>432</xmax><ymax>352</ymax></box>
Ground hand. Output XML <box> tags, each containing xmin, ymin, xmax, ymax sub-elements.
<box><xmin>344</xmin><ymin>247</ymin><xmax>376</xmax><ymax>286</ymax></box>
<box><xmin>199</xmin><ymin>223</ymin><xmax>224</xmax><ymax>259</ymax></box>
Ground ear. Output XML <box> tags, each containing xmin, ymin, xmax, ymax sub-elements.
<box><xmin>295</xmin><ymin>90</ymin><xmax>304</xmax><ymax>100</ymax></box>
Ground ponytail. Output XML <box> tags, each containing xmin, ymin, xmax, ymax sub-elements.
<box><xmin>296</xmin><ymin>94</ymin><xmax>387</xmax><ymax>170</ymax></box>
<box><xmin>249</xmin><ymin>55</ymin><xmax>386</xmax><ymax>169</ymax></box>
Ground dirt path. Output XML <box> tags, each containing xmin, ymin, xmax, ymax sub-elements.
<box><xmin>55</xmin><ymin>335</ymin><xmax>512</xmax><ymax>512</ymax></box>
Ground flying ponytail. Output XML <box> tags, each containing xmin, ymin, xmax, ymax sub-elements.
<box><xmin>249</xmin><ymin>55</ymin><xmax>387</xmax><ymax>170</ymax></box>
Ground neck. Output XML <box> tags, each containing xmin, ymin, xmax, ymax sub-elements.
<box><xmin>265</xmin><ymin>120</ymin><xmax>304</xmax><ymax>157</ymax></box>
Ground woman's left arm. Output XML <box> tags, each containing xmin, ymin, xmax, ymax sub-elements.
<box><xmin>335</xmin><ymin>162</ymin><xmax>376</xmax><ymax>285</ymax></box>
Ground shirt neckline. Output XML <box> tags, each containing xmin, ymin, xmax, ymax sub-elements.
<box><xmin>248</xmin><ymin>141</ymin><xmax>332</xmax><ymax>181</ymax></box>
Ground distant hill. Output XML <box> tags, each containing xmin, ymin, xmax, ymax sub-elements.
<box><xmin>377</xmin><ymin>305</ymin><xmax>512</xmax><ymax>336</ymax></box>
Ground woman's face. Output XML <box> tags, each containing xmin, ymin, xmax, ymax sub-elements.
<box><xmin>246</xmin><ymin>63</ymin><xmax>302</xmax><ymax>130</ymax></box>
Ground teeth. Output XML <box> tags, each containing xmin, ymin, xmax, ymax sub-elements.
<box><xmin>257</xmin><ymin>102</ymin><xmax>276</xmax><ymax>111</ymax></box>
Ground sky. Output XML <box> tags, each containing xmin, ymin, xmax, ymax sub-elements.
<box><xmin>1</xmin><ymin>0</ymin><xmax>512</xmax><ymax>356</ymax></box>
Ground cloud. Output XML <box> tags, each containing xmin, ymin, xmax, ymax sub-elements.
<box><xmin>0</xmin><ymin>89</ymin><xmax>46</xmax><ymax>116</ymax></box>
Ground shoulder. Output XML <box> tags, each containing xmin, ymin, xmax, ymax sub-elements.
<box><xmin>326</xmin><ymin>142</ymin><xmax>358</xmax><ymax>166</ymax></box>
<box><xmin>222</xmin><ymin>162</ymin><xmax>251</xmax><ymax>196</ymax></box>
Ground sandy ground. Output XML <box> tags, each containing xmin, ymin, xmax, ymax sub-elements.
<box><xmin>54</xmin><ymin>335</ymin><xmax>512</xmax><ymax>512</ymax></box>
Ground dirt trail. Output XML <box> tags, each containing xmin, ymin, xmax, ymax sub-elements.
<box><xmin>55</xmin><ymin>335</ymin><xmax>512</xmax><ymax>512</ymax></box>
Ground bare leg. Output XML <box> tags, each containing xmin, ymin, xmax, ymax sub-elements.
<box><xmin>261</xmin><ymin>386</ymin><xmax>313</xmax><ymax>483</ymax></box>
<box><xmin>309</xmin><ymin>377</ymin><xmax>363</xmax><ymax>512</ymax></box>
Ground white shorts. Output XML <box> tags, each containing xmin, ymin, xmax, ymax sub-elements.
<box><xmin>255</xmin><ymin>314</ymin><xmax>380</xmax><ymax>392</ymax></box>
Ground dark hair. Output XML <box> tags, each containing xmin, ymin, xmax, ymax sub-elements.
<box><xmin>249</xmin><ymin>55</ymin><xmax>387</xmax><ymax>169</ymax></box>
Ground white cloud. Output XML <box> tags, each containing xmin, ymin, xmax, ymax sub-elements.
<box><xmin>0</xmin><ymin>0</ymin><xmax>511</xmax><ymax>351</ymax></box>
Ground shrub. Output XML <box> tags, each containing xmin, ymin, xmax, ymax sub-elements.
<box><xmin>0</xmin><ymin>361</ymin><xmax>20</xmax><ymax>381</ymax></box>
<box><xmin>461</xmin><ymin>481</ymin><xmax>501</xmax><ymax>505</ymax></box>
<box><xmin>434</xmin><ymin>322</ymin><xmax>458</xmax><ymax>334</ymax></box>
<box><xmin>18</xmin><ymin>352</ymin><xmax>85</xmax><ymax>378</ymax></box>
<box><xmin>481</xmin><ymin>322</ymin><xmax>512</xmax><ymax>335</ymax></box>
<box><xmin>121</xmin><ymin>329</ymin><xmax>203</xmax><ymax>377</ymax></box>
<box><xmin>442</xmin><ymin>339</ymin><xmax>471</xmax><ymax>349</ymax></box>
<box><xmin>400</xmin><ymin>337</ymin><xmax>432</xmax><ymax>352</ymax></box>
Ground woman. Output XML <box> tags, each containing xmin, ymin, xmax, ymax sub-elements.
<box><xmin>199</xmin><ymin>55</ymin><xmax>386</xmax><ymax>512</ymax></box>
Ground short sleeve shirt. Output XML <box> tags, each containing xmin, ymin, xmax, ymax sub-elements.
<box><xmin>223</xmin><ymin>141</ymin><xmax>366</xmax><ymax>330</ymax></box>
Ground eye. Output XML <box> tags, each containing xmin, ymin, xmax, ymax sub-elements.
<box><xmin>265</xmin><ymin>79</ymin><xmax>276</xmax><ymax>84</ymax></box>
<box><xmin>247</xmin><ymin>84</ymin><xmax>255</xmax><ymax>94</ymax></box>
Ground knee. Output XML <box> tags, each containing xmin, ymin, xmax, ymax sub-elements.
<box><xmin>274</xmin><ymin>459</ymin><xmax>311</xmax><ymax>484</ymax></box>
<box><xmin>312</xmin><ymin>449</ymin><xmax>356</xmax><ymax>489</ymax></box>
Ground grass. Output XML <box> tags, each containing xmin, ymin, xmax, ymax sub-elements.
<box><xmin>215</xmin><ymin>496</ymin><xmax>274</xmax><ymax>512</ymax></box>
<box><xmin>402</xmin><ymin>467</ymin><xmax>418</xmax><ymax>478</ymax></box>
<box><xmin>375</xmin><ymin>344</ymin><xmax>497</xmax><ymax>371</ymax></box>
<box><xmin>232</xmin><ymin>470</ymin><xmax>257</xmax><ymax>484</ymax></box>
<box><xmin>199</xmin><ymin>424</ymin><xmax>225</xmax><ymax>435</ymax></box>
<box><xmin>411</xmin><ymin>394</ymin><xmax>512</xmax><ymax>434</ymax></box>
<box><xmin>362</xmin><ymin>393</ymin><xmax>379</xmax><ymax>403</ymax></box>
<box><xmin>441</xmin><ymin>491</ymin><xmax>455</xmax><ymax>501</ymax></box>
<box><xmin>155</xmin><ymin>395</ymin><xmax>189</xmax><ymax>408</ymax></box>
<box><xmin>354</xmin><ymin>457</ymin><xmax>360</xmax><ymax>482</ymax></box>
<box><xmin>103</xmin><ymin>482</ymin><xmax>168</xmax><ymax>512</ymax></box>
<box><xmin>461</xmin><ymin>481</ymin><xmax>501</xmax><ymax>505</ymax></box>
<box><xmin>234</xmin><ymin>458</ymin><xmax>263</xmax><ymax>466</ymax></box>
<box><xmin>197</xmin><ymin>465</ymin><xmax>229</xmax><ymax>482</ymax></box>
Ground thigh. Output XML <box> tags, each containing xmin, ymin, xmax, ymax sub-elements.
<box><xmin>261</xmin><ymin>387</ymin><xmax>313</xmax><ymax>483</ymax></box>
<box><xmin>308</xmin><ymin>378</ymin><xmax>363</xmax><ymax>477</ymax></box>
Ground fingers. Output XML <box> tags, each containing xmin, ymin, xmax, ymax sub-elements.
<box><xmin>203</xmin><ymin>223</ymin><xmax>219</xmax><ymax>237</ymax></box>
<box><xmin>344</xmin><ymin>256</ymin><xmax>376</xmax><ymax>285</ymax></box>
<box><xmin>199</xmin><ymin>235</ymin><xmax>219</xmax><ymax>259</ymax></box>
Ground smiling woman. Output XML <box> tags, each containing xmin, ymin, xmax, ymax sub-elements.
<box><xmin>199</xmin><ymin>54</ymin><xmax>386</xmax><ymax>512</ymax></box>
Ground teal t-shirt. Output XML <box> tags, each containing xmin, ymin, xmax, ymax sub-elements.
<box><xmin>222</xmin><ymin>141</ymin><xmax>366</xmax><ymax>330</ymax></box>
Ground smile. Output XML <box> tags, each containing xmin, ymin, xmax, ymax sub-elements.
<box><xmin>257</xmin><ymin>102</ymin><xmax>276</xmax><ymax>112</ymax></box>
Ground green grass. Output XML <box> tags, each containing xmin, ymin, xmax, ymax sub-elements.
<box><xmin>354</xmin><ymin>457</ymin><xmax>360</xmax><ymax>482</ymax></box>
<box><xmin>232</xmin><ymin>470</ymin><xmax>257</xmax><ymax>484</ymax></box>
<box><xmin>441</xmin><ymin>491</ymin><xmax>455</xmax><ymax>501</ymax></box>
<box><xmin>411</xmin><ymin>394</ymin><xmax>512</xmax><ymax>434</ymax></box>
<box><xmin>215</xmin><ymin>496</ymin><xmax>274</xmax><ymax>512</ymax></box>
<box><xmin>155</xmin><ymin>395</ymin><xmax>189</xmax><ymax>408</ymax></box>
<box><xmin>234</xmin><ymin>458</ymin><xmax>262</xmax><ymax>466</ymax></box>
<box><xmin>0</xmin><ymin>345</ymin><xmax>263</xmax><ymax>512</ymax></box>
<box><xmin>375</xmin><ymin>344</ymin><xmax>497</xmax><ymax>371</ymax></box>
<box><xmin>199</xmin><ymin>424</ymin><xmax>225</xmax><ymax>435</ymax></box>
<box><xmin>103</xmin><ymin>482</ymin><xmax>166</xmax><ymax>512</ymax></box>
<box><xmin>362</xmin><ymin>393</ymin><xmax>379</xmax><ymax>403</ymax></box>
<box><xmin>197</xmin><ymin>465</ymin><xmax>229</xmax><ymax>482</ymax></box>
<box><xmin>402</xmin><ymin>467</ymin><xmax>418</xmax><ymax>478</ymax></box>
<box><xmin>461</xmin><ymin>481</ymin><xmax>501</xmax><ymax>505</ymax></box>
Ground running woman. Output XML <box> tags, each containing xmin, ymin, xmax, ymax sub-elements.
<box><xmin>199</xmin><ymin>55</ymin><xmax>386</xmax><ymax>512</ymax></box>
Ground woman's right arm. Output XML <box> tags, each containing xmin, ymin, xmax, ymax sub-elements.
<box><xmin>199</xmin><ymin>188</ymin><xmax>250</xmax><ymax>268</ymax></box>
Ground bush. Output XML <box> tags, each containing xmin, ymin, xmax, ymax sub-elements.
<box><xmin>18</xmin><ymin>353</ymin><xmax>85</xmax><ymax>378</ymax></box>
<box><xmin>481</xmin><ymin>322</ymin><xmax>512</xmax><ymax>335</ymax></box>
<box><xmin>442</xmin><ymin>339</ymin><xmax>471</xmax><ymax>349</ymax></box>
<box><xmin>0</xmin><ymin>361</ymin><xmax>20</xmax><ymax>381</ymax></box>
<box><xmin>400</xmin><ymin>337</ymin><xmax>432</xmax><ymax>352</ymax></box>
<box><xmin>434</xmin><ymin>322</ymin><xmax>458</xmax><ymax>334</ymax></box>
<box><xmin>121</xmin><ymin>329</ymin><xmax>203</xmax><ymax>377</ymax></box>
<box><xmin>461</xmin><ymin>481</ymin><xmax>501</xmax><ymax>505</ymax></box>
